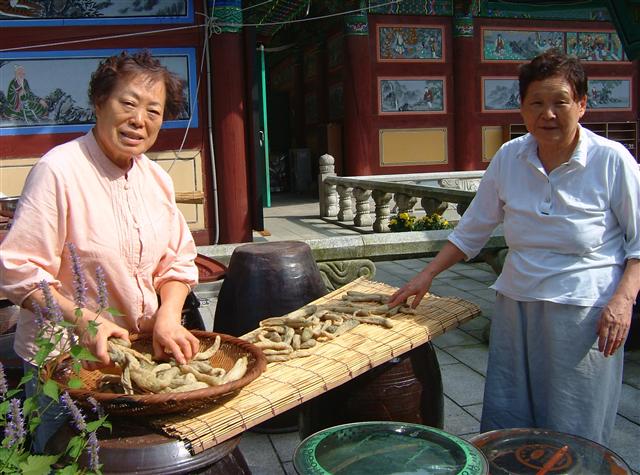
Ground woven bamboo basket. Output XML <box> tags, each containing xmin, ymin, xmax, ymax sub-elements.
<box><xmin>46</xmin><ymin>331</ymin><xmax>267</xmax><ymax>417</ymax></box>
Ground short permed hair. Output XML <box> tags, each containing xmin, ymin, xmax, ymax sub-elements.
<box><xmin>518</xmin><ymin>49</ymin><xmax>588</xmax><ymax>102</ymax></box>
<box><xmin>88</xmin><ymin>50</ymin><xmax>185</xmax><ymax>120</ymax></box>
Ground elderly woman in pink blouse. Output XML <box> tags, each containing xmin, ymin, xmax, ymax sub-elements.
<box><xmin>0</xmin><ymin>50</ymin><xmax>199</xmax><ymax>451</ymax></box>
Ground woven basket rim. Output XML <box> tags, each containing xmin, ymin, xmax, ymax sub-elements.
<box><xmin>47</xmin><ymin>330</ymin><xmax>266</xmax><ymax>413</ymax></box>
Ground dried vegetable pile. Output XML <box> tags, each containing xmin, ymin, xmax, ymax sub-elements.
<box><xmin>98</xmin><ymin>337</ymin><xmax>248</xmax><ymax>394</ymax></box>
<box><xmin>242</xmin><ymin>291</ymin><xmax>415</xmax><ymax>363</ymax></box>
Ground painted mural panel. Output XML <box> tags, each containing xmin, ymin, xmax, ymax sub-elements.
<box><xmin>587</xmin><ymin>79</ymin><xmax>632</xmax><ymax>110</ymax></box>
<box><xmin>0</xmin><ymin>48</ymin><xmax>197</xmax><ymax>135</ymax></box>
<box><xmin>566</xmin><ymin>31</ymin><xmax>625</xmax><ymax>62</ymax></box>
<box><xmin>482</xmin><ymin>77</ymin><xmax>520</xmax><ymax>112</ymax></box>
<box><xmin>378</xmin><ymin>25</ymin><xmax>444</xmax><ymax>61</ymax></box>
<box><xmin>483</xmin><ymin>29</ymin><xmax>565</xmax><ymax>61</ymax></box>
<box><xmin>379</xmin><ymin>78</ymin><xmax>445</xmax><ymax>114</ymax></box>
<box><xmin>0</xmin><ymin>0</ymin><xmax>192</xmax><ymax>26</ymax></box>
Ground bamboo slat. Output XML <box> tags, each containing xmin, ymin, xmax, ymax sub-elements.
<box><xmin>150</xmin><ymin>277</ymin><xmax>481</xmax><ymax>454</ymax></box>
<box><xmin>175</xmin><ymin>191</ymin><xmax>205</xmax><ymax>204</ymax></box>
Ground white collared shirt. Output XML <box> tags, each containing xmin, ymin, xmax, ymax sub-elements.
<box><xmin>449</xmin><ymin>125</ymin><xmax>640</xmax><ymax>306</ymax></box>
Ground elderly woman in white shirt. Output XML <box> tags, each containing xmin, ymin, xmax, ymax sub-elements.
<box><xmin>388</xmin><ymin>50</ymin><xmax>640</xmax><ymax>445</ymax></box>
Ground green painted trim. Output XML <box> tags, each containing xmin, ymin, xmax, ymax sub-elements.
<box><xmin>213</xmin><ymin>5</ymin><xmax>242</xmax><ymax>33</ymax></box>
<box><xmin>344</xmin><ymin>11</ymin><xmax>368</xmax><ymax>36</ymax></box>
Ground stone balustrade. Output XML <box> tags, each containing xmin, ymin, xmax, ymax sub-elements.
<box><xmin>318</xmin><ymin>154</ymin><xmax>484</xmax><ymax>233</ymax></box>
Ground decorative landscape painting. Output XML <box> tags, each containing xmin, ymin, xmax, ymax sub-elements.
<box><xmin>0</xmin><ymin>48</ymin><xmax>197</xmax><ymax>135</ymax></box>
<box><xmin>0</xmin><ymin>0</ymin><xmax>192</xmax><ymax>25</ymax></box>
<box><xmin>377</xmin><ymin>25</ymin><xmax>444</xmax><ymax>61</ymax></box>
<box><xmin>379</xmin><ymin>78</ymin><xmax>445</xmax><ymax>114</ymax></box>
<box><xmin>482</xmin><ymin>28</ymin><xmax>627</xmax><ymax>62</ymax></box>
<box><xmin>587</xmin><ymin>79</ymin><xmax>631</xmax><ymax>110</ymax></box>
<box><xmin>483</xmin><ymin>29</ymin><xmax>565</xmax><ymax>61</ymax></box>
<box><xmin>482</xmin><ymin>78</ymin><xmax>520</xmax><ymax>112</ymax></box>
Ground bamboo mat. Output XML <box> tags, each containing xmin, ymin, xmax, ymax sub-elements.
<box><xmin>151</xmin><ymin>277</ymin><xmax>481</xmax><ymax>454</ymax></box>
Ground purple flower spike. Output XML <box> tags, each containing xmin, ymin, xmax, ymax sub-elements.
<box><xmin>95</xmin><ymin>265</ymin><xmax>108</xmax><ymax>310</ymax></box>
<box><xmin>0</xmin><ymin>362</ymin><xmax>7</xmax><ymax>397</ymax></box>
<box><xmin>4</xmin><ymin>398</ymin><xmax>26</xmax><ymax>447</ymax></box>
<box><xmin>67</xmin><ymin>243</ymin><xmax>87</xmax><ymax>309</ymax></box>
<box><xmin>87</xmin><ymin>431</ymin><xmax>100</xmax><ymax>471</ymax></box>
<box><xmin>61</xmin><ymin>392</ymin><xmax>87</xmax><ymax>432</ymax></box>
<box><xmin>32</xmin><ymin>303</ymin><xmax>45</xmax><ymax>327</ymax></box>
<box><xmin>38</xmin><ymin>280</ymin><xmax>63</xmax><ymax>324</ymax></box>
<box><xmin>87</xmin><ymin>396</ymin><xmax>105</xmax><ymax>418</ymax></box>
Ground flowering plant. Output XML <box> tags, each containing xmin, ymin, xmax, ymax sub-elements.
<box><xmin>388</xmin><ymin>212</ymin><xmax>453</xmax><ymax>232</ymax></box>
<box><xmin>0</xmin><ymin>243</ymin><xmax>117</xmax><ymax>474</ymax></box>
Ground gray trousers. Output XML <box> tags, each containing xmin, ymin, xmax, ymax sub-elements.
<box><xmin>480</xmin><ymin>293</ymin><xmax>623</xmax><ymax>445</ymax></box>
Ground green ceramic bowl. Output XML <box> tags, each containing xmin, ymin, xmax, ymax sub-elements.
<box><xmin>293</xmin><ymin>421</ymin><xmax>489</xmax><ymax>475</ymax></box>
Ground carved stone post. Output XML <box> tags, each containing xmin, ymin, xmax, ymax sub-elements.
<box><xmin>372</xmin><ymin>190</ymin><xmax>393</xmax><ymax>233</ymax></box>
<box><xmin>394</xmin><ymin>193</ymin><xmax>417</xmax><ymax>214</ymax></box>
<box><xmin>422</xmin><ymin>197</ymin><xmax>448</xmax><ymax>215</ymax></box>
<box><xmin>319</xmin><ymin>154</ymin><xmax>337</xmax><ymax>217</ymax></box>
<box><xmin>337</xmin><ymin>184</ymin><xmax>354</xmax><ymax>222</ymax></box>
<box><xmin>353</xmin><ymin>187</ymin><xmax>372</xmax><ymax>227</ymax></box>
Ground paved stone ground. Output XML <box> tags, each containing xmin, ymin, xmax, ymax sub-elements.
<box><xmin>195</xmin><ymin>193</ymin><xmax>640</xmax><ymax>475</ymax></box>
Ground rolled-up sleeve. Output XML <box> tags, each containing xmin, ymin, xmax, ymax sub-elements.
<box><xmin>152</xmin><ymin>186</ymin><xmax>198</xmax><ymax>291</ymax></box>
<box><xmin>0</xmin><ymin>159</ymin><xmax>66</xmax><ymax>304</ymax></box>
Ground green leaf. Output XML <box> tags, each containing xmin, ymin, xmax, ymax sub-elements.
<box><xmin>29</xmin><ymin>415</ymin><xmax>41</xmax><ymax>433</ymax></box>
<box><xmin>5</xmin><ymin>388</ymin><xmax>24</xmax><ymax>399</ymax></box>
<box><xmin>74</xmin><ymin>308</ymin><xmax>83</xmax><ymax>318</ymax></box>
<box><xmin>42</xmin><ymin>379</ymin><xmax>59</xmax><ymax>402</ymax></box>
<box><xmin>86</xmin><ymin>321</ymin><xmax>99</xmax><ymax>338</ymax></box>
<box><xmin>106</xmin><ymin>307</ymin><xmax>125</xmax><ymax>317</ymax></box>
<box><xmin>55</xmin><ymin>464</ymin><xmax>80</xmax><ymax>475</ymax></box>
<box><xmin>19</xmin><ymin>453</ymin><xmax>60</xmax><ymax>475</ymax></box>
<box><xmin>86</xmin><ymin>416</ymin><xmax>109</xmax><ymax>432</ymax></box>
<box><xmin>70</xmin><ymin>346</ymin><xmax>99</xmax><ymax>362</ymax></box>
<box><xmin>58</xmin><ymin>321</ymin><xmax>75</xmax><ymax>329</ymax></box>
<box><xmin>20</xmin><ymin>370</ymin><xmax>35</xmax><ymax>386</ymax></box>
<box><xmin>72</xmin><ymin>360</ymin><xmax>82</xmax><ymax>375</ymax></box>
<box><xmin>22</xmin><ymin>396</ymin><xmax>38</xmax><ymax>417</ymax></box>
<box><xmin>0</xmin><ymin>445</ymin><xmax>28</xmax><ymax>471</ymax></box>
<box><xmin>33</xmin><ymin>340</ymin><xmax>55</xmax><ymax>366</ymax></box>
<box><xmin>0</xmin><ymin>399</ymin><xmax>10</xmax><ymax>417</ymax></box>
<box><xmin>67</xmin><ymin>377</ymin><xmax>83</xmax><ymax>389</ymax></box>
<box><xmin>65</xmin><ymin>435</ymin><xmax>85</xmax><ymax>459</ymax></box>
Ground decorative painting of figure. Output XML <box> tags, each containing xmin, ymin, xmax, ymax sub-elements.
<box><xmin>482</xmin><ymin>29</ymin><xmax>564</xmax><ymax>61</ymax></box>
<box><xmin>482</xmin><ymin>78</ymin><xmax>520</xmax><ymax>111</ymax></box>
<box><xmin>4</xmin><ymin>65</ymin><xmax>48</xmax><ymax>122</ymax></box>
<box><xmin>379</xmin><ymin>77</ymin><xmax>445</xmax><ymax>114</ymax></box>
<box><xmin>0</xmin><ymin>0</ymin><xmax>191</xmax><ymax>25</ymax></box>
<box><xmin>587</xmin><ymin>79</ymin><xmax>632</xmax><ymax>110</ymax></box>
<box><xmin>566</xmin><ymin>31</ymin><xmax>626</xmax><ymax>62</ymax></box>
<box><xmin>0</xmin><ymin>48</ymin><xmax>196</xmax><ymax>135</ymax></box>
<box><xmin>377</xmin><ymin>25</ymin><xmax>444</xmax><ymax>61</ymax></box>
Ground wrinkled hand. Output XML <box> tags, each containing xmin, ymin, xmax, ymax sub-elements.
<box><xmin>597</xmin><ymin>294</ymin><xmax>633</xmax><ymax>357</ymax></box>
<box><xmin>387</xmin><ymin>270</ymin><xmax>435</xmax><ymax>309</ymax></box>
<box><xmin>77</xmin><ymin>312</ymin><xmax>130</xmax><ymax>370</ymax></box>
<box><xmin>152</xmin><ymin>308</ymin><xmax>199</xmax><ymax>365</ymax></box>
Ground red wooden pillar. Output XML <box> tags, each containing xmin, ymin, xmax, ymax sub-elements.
<box><xmin>210</xmin><ymin>1</ymin><xmax>252</xmax><ymax>243</ymax></box>
<box><xmin>343</xmin><ymin>10</ymin><xmax>373</xmax><ymax>176</ymax></box>
<box><xmin>452</xmin><ymin>1</ymin><xmax>479</xmax><ymax>170</ymax></box>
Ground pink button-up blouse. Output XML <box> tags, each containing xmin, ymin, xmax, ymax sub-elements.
<box><xmin>0</xmin><ymin>131</ymin><xmax>199</xmax><ymax>362</ymax></box>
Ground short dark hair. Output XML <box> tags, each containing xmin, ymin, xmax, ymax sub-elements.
<box><xmin>88</xmin><ymin>50</ymin><xmax>185</xmax><ymax>120</ymax></box>
<box><xmin>518</xmin><ymin>49</ymin><xmax>587</xmax><ymax>102</ymax></box>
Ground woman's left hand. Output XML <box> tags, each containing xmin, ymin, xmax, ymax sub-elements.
<box><xmin>152</xmin><ymin>307</ymin><xmax>200</xmax><ymax>365</ymax></box>
<box><xmin>597</xmin><ymin>294</ymin><xmax>633</xmax><ymax>357</ymax></box>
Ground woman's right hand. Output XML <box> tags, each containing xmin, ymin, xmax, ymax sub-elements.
<box><xmin>387</xmin><ymin>270</ymin><xmax>435</xmax><ymax>309</ymax></box>
<box><xmin>76</xmin><ymin>311</ymin><xmax>129</xmax><ymax>370</ymax></box>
